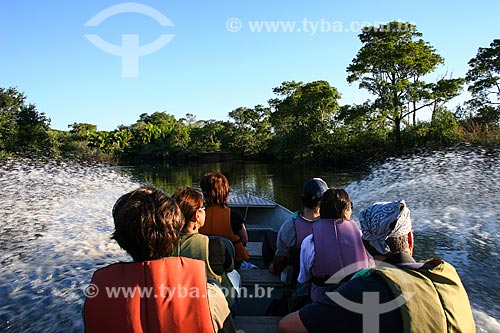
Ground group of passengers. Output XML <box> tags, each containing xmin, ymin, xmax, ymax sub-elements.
<box><xmin>83</xmin><ymin>174</ymin><xmax>476</xmax><ymax>333</ymax></box>
<box><xmin>267</xmin><ymin>178</ymin><xmax>372</xmax><ymax>306</ymax></box>
<box><xmin>269</xmin><ymin>178</ymin><xmax>476</xmax><ymax>333</ymax></box>
<box><xmin>84</xmin><ymin>171</ymin><xmax>245</xmax><ymax>333</ymax></box>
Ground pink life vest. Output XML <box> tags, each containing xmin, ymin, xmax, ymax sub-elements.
<box><xmin>310</xmin><ymin>218</ymin><xmax>371</xmax><ymax>301</ymax></box>
<box><xmin>284</xmin><ymin>215</ymin><xmax>316</xmax><ymax>286</ymax></box>
<box><xmin>293</xmin><ymin>215</ymin><xmax>314</xmax><ymax>249</ymax></box>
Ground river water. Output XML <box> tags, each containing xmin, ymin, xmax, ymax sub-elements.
<box><xmin>0</xmin><ymin>147</ymin><xmax>499</xmax><ymax>332</ymax></box>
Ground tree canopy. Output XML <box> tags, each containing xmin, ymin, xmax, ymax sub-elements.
<box><xmin>228</xmin><ymin>105</ymin><xmax>271</xmax><ymax>155</ymax></box>
<box><xmin>2</xmin><ymin>29</ymin><xmax>499</xmax><ymax>163</ymax></box>
<box><xmin>465</xmin><ymin>39</ymin><xmax>500</xmax><ymax>125</ymax></box>
<box><xmin>0</xmin><ymin>87</ymin><xmax>52</xmax><ymax>155</ymax></box>
<box><xmin>269</xmin><ymin>80</ymin><xmax>341</xmax><ymax>161</ymax></box>
<box><xmin>347</xmin><ymin>21</ymin><xmax>462</xmax><ymax>145</ymax></box>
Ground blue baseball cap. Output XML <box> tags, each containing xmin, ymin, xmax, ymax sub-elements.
<box><xmin>302</xmin><ymin>178</ymin><xmax>328</xmax><ymax>198</ymax></box>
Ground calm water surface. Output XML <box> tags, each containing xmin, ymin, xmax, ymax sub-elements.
<box><xmin>0</xmin><ymin>147</ymin><xmax>499</xmax><ymax>332</ymax></box>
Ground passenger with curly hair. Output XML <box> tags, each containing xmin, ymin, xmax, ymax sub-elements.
<box><xmin>84</xmin><ymin>186</ymin><xmax>236</xmax><ymax>333</ymax></box>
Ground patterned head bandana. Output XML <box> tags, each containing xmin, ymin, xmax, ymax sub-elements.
<box><xmin>359</xmin><ymin>200</ymin><xmax>412</xmax><ymax>255</ymax></box>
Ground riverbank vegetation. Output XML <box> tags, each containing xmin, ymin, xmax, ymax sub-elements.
<box><xmin>1</xmin><ymin>22</ymin><xmax>499</xmax><ymax>165</ymax></box>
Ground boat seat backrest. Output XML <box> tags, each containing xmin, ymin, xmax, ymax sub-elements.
<box><xmin>209</xmin><ymin>235</ymin><xmax>235</xmax><ymax>259</ymax></box>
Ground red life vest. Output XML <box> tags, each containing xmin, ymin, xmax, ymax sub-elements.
<box><xmin>84</xmin><ymin>257</ymin><xmax>215</xmax><ymax>333</ymax></box>
<box><xmin>200</xmin><ymin>205</ymin><xmax>250</xmax><ymax>262</ymax></box>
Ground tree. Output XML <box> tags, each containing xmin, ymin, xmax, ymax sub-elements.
<box><xmin>111</xmin><ymin>128</ymin><xmax>133</xmax><ymax>153</ymax></box>
<box><xmin>87</xmin><ymin>130</ymin><xmax>112</xmax><ymax>149</ymax></box>
<box><xmin>0</xmin><ymin>87</ymin><xmax>26</xmax><ymax>151</ymax></box>
<box><xmin>346</xmin><ymin>21</ymin><xmax>460</xmax><ymax>146</ymax></box>
<box><xmin>269</xmin><ymin>80</ymin><xmax>340</xmax><ymax>161</ymax></box>
<box><xmin>0</xmin><ymin>87</ymin><xmax>54</xmax><ymax>155</ymax></box>
<box><xmin>69</xmin><ymin>122</ymin><xmax>97</xmax><ymax>135</ymax></box>
<box><xmin>429</xmin><ymin>107</ymin><xmax>461</xmax><ymax>144</ymax></box>
<box><xmin>465</xmin><ymin>39</ymin><xmax>500</xmax><ymax>125</ymax></box>
<box><xmin>189</xmin><ymin>120</ymin><xmax>227</xmax><ymax>153</ymax></box>
<box><xmin>180</xmin><ymin>113</ymin><xmax>200</xmax><ymax>127</ymax></box>
<box><xmin>15</xmin><ymin>104</ymin><xmax>52</xmax><ymax>154</ymax></box>
<box><xmin>428</xmin><ymin>77</ymin><xmax>465</xmax><ymax>123</ymax></box>
<box><xmin>127</xmin><ymin>112</ymin><xmax>189</xmax><ymax>157</ymax></box>
<box><xmin>68</xmin><ymin>123</ymin><xmax>98</xmax><ymax>142</ymax></box>
<box><xmin>228</xmin><ymin>105</ymin><xmax>271</xmax><ymax>155</ymax></box>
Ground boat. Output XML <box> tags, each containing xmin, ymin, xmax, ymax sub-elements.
<box><xmin>226</xmin><ymin>193</ymin><xmax>293</xmax><ymax>242</ymax></box>
<box><xmin>226</xmin><ymin>193</ymin><xmax>293</xmax><ymax>332</ymax></box>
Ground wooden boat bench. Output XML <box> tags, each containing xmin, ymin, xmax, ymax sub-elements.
<box><xmin>246</xmin><ymin>224</ymin><xmax>278</xmax><ymax>242</ymax></box>
<box><xmin>237</xmin><ymin>268</ymin><xmax>289</xmax><ymax>316</ymax></box>
<box><xmin>234</xmin><ymin>316</ymin><xmax>281</xmax><ymax>333</ymax></box>
<box><xmin>246</xmin><ymin>241</ymin><xmax>262</xmax><ymax>258</ymax></box>
<box><xmin>239</xmin><ymin>268</ymin><xmax>281</xmax><ymax>287</ymax></box>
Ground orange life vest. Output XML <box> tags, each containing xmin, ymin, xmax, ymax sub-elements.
<box><xmin>199</xmin><ymin>205</ymin><xmax>250</xmax><ymax>262</ymax></box>
<box><xmin>84</xmin><ymin>257</ymin><xmax>215</xmax><ymax>333</ymax></box>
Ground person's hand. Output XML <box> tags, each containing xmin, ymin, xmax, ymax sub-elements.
<box><xmin>268</xmin><ymin>263</ymin><xmax>276</xmax><ymax>274</ymax></box>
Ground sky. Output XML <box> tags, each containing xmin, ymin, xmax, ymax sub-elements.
<box><xmin>1</xmin><ymin>0</ymin><xmax>499</xmax><ymax>131</ymax></box>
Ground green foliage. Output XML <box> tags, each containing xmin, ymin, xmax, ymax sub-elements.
<box><xmin>16</xmin><ymin>104</ymin><xmax>52</xmax><ymax>155</ymax></box>
<box><xmin>401</xmin><ymin>122</ymin><xmax>431</xmax><ymax>146</ymax></box>
<box><xmin>0</xmin><ymin>149</ymin><xmax>11</xmax><ymax>160</ymax></box>
<box><xmin>0</xmin><ymin>87</ymin><xmax>26</xmax><ymax>152</ymax></box>
<box><xmin>429</xmin><ymin>78</ymin><xmax>465</xmax><ymax>121</ymax></box>
<box><xmin>68</xmin><ymin>122</ymin><xmax>97</xmax><ymax>136</ymax></box>
<box><xmin>48</xmin><ymin>129</ymin><xmax>113</xmax><ymax>162</ymax></box>
<box><xmin>0</xmin><ymin>87</ymin><xmax>57</xmax><ymax>156</ymax></box>
<box><xmin>465</xmin><ymin>39</ymin><xmax>500</xmax><ymax>125</ymax></box>
<box><xmin>110</xmin><ymin>128</ymin><xmax>133</xmax><ymax>153</ymax></box>
<box><xmin>189</xmin><ymin>120</ymin><xmax>227</xmax><ymax>153</ymax></box>
<box><xmin>346</xmin><ymin>21</ymin><xmax>462</xmax><ymax>146</ymax></box>
<box><xmin>269</xmin><ymin>80</ymin><xmax>341</xmax><ymax>161</ymax></box>
<box><xmin>169</xmin><ymin>123</ymin><xmax>190</xmax><ymax>151</ymax></box>
<box><xmin>126</xmin><ymin>112</ymin><xmax>190</xmax><ymax>158</ymax></box>
<box><xmin>329</xmin><ymin>103</ymin><xmax>392</xmax><ymax>161</ymax></box>
<box><xmin>458</xmin><ymin>120</ymin><xmax>500</xmax><ymax>145</ymax></box>
<box><xmin>228</xmin><ymin>105</ymin><xmax>271</xmax><ymax>155</ymax></box>
<box><xmin>402</xmin><ymin>108</ymin><xmax>461</xmax><ymax>146</ymax></box>
<box><xmin>429</xmin><ymin>108</ymin><xmax>461</xmax><ymax>143</ymax></box>
<box><xmin>2</xmin><ymin>28</ymin><xmax>498</xmax><ymax>167</ymax></box>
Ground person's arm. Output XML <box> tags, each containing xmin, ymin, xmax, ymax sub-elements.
<box><xmin>223</xmin><ymin>244</ymin><xmax>234</xmax><ymax>272</ymax></box>
<box><xmin>230</xmin><ymin>210</ymin><xmax>248</xmax><ymax>245</ymax></box>
<box><xmin>270</xmin><ymin>220</ymin><xmax>296</xmax><ymax>274</ymax></box>
<box><xmin>297</xmin><ymin>235</ymin><xmax>314</xmax><ymax>284</ymax></box>
<box><xmin>269</xmin><ymin>255</ymin><xmax>287</xmax><ymax>274</ymax></box>
<box><xmin>238</xmin><ymin>223</ymin><xmax>248</xmax><ymax>245</ymax></box>
<box><xmin>206</xmin><ymin>283</ymin><xmax>237</xmax><ymax>333</ymax></box>
<box><xmin>278</xmin><ymin>311</ymin><xmax>308</xmax><ymax>333</ymax></box>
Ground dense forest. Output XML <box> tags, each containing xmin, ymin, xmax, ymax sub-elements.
<box><xmin>1</xmin><ymin>22</ymin><xmax>499</xmax><ymax>165</ymax></box>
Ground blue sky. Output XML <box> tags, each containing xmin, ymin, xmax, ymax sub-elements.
<box><xmin>1</xmin><ymin>0</ymin><xmax>499</xmax><ymax>131</ymax></box>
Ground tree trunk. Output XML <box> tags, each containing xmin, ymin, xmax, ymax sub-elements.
<box><xmin>431</xmin><ymin>102</ymin><xmax>437</xmax><ymax>124</ymax></box>
<box><xmin>395</xmin><ymin>116</ymin><xmax>401</xmax><ymax>147</ymax></box>
<box><xmin>413</xmin><ymin>101</ymin><xmax>417</xmax><ymax>125</ymax></box>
